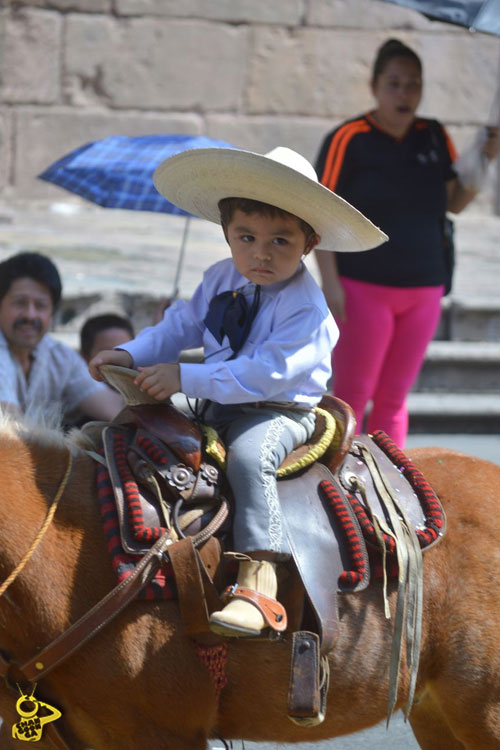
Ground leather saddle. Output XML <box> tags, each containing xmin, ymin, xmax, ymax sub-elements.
<box><xmin>104</xmin><ymin>405</ymin><xmax>230</xmax><ymax>555</ymax></box>
<box><xmin>87</xmin><ymin>390</ymin><xmax>445</xmax><ymax>727</ymax></box>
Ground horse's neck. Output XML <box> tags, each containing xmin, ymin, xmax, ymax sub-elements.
<box><xmin>0</xmin><ymin>432</ymin><xmax>114</xmax><ymax>656</ymax></box>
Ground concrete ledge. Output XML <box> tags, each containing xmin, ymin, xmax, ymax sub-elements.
<box><xmin>409</xmin><ymin>393</ymin><xmax>500</xmax><ymax>415</ymax></box>
<box><xmin>425</xmin><ymin>341</ymin><xmax>500</xmax><ymax>361</ymax></box>
<box><xmin>415</xmin><ymin>341</ymin><xmax>500</xmax><ymax>392</ymax></box>
<box><xmin>408</xmin><ymin>393</ymin><xmax>500</xmax><ymax>433</ymax></box>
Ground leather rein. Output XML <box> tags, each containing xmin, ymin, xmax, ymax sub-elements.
<box><xmin>0</xmin><ymin>447</ymin><xmax>174</xmax><ymax>750</ymax></box>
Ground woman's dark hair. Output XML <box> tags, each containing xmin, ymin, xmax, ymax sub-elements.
<box><xmin>371</xmin><ymin>38</ymin><xmax>422</xmax><ymax>85</ymax></box>
<box><xmin>80</xmin><ymin>313</ymin><xmax>135</xmax><ymax>360</ymax></box>
<box><xmin>0</xmin><ymin>252</ymin><xmax>62</xmax><ymax>307</ymax></box>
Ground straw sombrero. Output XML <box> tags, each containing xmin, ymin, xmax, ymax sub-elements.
<box><xmin>153</xmin><ymin>146</ymin><xmax>388</xmax><ymax>252</ymax></box>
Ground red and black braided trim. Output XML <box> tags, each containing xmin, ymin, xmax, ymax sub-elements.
<box><xmin>111</xmin><ymin>430</ymin><xmax>167</xmax><ymax>543</ymax></box>
<box><xmin>319</xmin><ymin>479</ymin><xmax>369</xmax><ymax>589</ymax></box>
<box><xmin>97</xmin><ymin>460</ymin><xmax>176</xmax><ymax>600</ymax></box>
<box><xmin>346</xmin><ymin>492</ymin><xmax>397</xmax><ymax>554</ymax></box>
<box><xmin>135</xmin><ymin>433</ymin><xmax>169</xmax><ymax>467</ymax></box>
<box><xmin>370</xmin><ymin>430</ymin><xmax>445</xmax><ymax>548</ymax></box>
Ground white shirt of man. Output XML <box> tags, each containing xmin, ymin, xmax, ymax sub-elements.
<box><xmin>0</xmin><ymin>328</ymin><xmax>105</xmax><ymax>417</ymax></box>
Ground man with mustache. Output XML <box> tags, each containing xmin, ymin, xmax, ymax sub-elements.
<box><xmin>0</xmin><ymin>252</ymin><xmax>122</xmax><ymax>421</ymax></box>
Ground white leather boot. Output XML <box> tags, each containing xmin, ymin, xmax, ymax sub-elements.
<box><xmin>209</xmin><ymin>558</ymin><xmax>286</xmax><ymax>637</ymax></box>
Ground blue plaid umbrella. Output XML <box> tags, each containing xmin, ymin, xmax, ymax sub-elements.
<box><xmin>38</xmin><ymin>133</ymin><xmax>235</xmax><ymax>213</ymax></box>
<box><xmin>38</xmin><ymin>134</ymin><xmax>236</xmax><ymax>295</ymax></box>
<box><xmin>375</xmin><ymin>0</ymin><xmax>500</xmax><ymax>34</ymax></box>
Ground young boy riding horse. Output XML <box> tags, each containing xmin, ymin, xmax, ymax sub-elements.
<box><xmin>89</xmin><ymin>145</ymin><xmax>386</xmax><ymax>638</ymax></box>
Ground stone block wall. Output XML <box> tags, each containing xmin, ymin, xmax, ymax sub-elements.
<box><xmin>1</xmin><ymin>0</ymin><xmax>499</xmax><ymax>209</ymax></box>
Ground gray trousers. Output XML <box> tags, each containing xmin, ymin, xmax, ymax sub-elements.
<box><xmin>203</xmin><ymin>402</ymin><xmax>316</xmax><ymax>556</ymax></box>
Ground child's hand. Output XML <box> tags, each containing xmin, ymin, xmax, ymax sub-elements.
<box><xmin>135</xmin><ymin>363</ymin><xmax>181</xmax><ymax>401</ymax></box>
<box><xmin>88</xmin><ymin>349</ymin><xmax>133</xmax><ymax>381</ymax></box>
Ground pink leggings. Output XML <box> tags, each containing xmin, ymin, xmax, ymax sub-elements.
<box><xmin>333</xmin><ymin>277</ymin><xmax>444</xmax><ymax>448</ymax></box>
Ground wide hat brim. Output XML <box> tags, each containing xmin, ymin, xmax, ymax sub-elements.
<box><xmin>153</xmin><ymin>147</ymin><xmax>388</xmax><ymax>252</ymax></box>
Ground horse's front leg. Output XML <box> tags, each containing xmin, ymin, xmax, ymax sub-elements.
<box><xmin>410</xmin><ymin>687</ymin><xmax>466</xmax><ymax>750</ymax></box>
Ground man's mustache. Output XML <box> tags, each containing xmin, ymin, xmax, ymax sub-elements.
<box><xmin>13</xmin><ymin>318</ymin><xmax>43</xmax><ymax>332</ymax></box>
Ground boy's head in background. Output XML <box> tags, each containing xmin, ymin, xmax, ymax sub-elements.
<box><xmin>80</xmin><ymin>313</ymin><xmax>134</xmax><ymax>363</ymax></box>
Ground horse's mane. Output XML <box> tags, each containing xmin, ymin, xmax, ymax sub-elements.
<box><xmin>0</xmin><ymin>406</ymin><xmax>90</xmax><ymax>454</ymax></box>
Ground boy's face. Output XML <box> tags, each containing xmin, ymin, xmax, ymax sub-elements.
<box><xmin>223</xmin><ymin>209</ymin><xmax>320</xmax><ymax>286</ymax></box>
<box><xmin>84</xmin><ymin>327</ymin><xmax>133</xmax><ymax>363</ymax></box>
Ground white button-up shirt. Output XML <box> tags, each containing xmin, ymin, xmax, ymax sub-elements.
<box><xmin>121</xmin><ymin>258</ymin><xmax>338</xmax><ymax>408</ymax></box>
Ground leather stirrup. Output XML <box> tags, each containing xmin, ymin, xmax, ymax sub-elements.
<box><xmin>222</xmin><ymin>585</ymin><xmax>288</xmax><ymax>632</ymax></box>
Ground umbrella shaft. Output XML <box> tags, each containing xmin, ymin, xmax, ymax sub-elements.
<box><xmin>172</xmin><ymin>215</ymin><xmax>191</xmax><ymax>299</ymax></box>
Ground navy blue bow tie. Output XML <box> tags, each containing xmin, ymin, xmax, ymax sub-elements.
<box><xmin>204</xmin><ymin>284</ymin><xmax>261</xmax><ymax>356</ymax></box>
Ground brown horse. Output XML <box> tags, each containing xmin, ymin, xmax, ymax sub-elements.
<box><xmin>0</xmin><ymin>412</ymin><xmax>499</xmax><ymax>750</ymax></box>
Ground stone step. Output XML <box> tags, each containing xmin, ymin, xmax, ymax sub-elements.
<box><xmin>414</xmin><ymin>341</ymin><xmax>500</xmax><ymax>393</ymax></box>
<box><xmin>437</xmin><ymin>297</ymin><xmax>500</xmax><ymax>342</ymax></box>
<box><xmin>408</xmin><ymin>392</ymin><xmax>500</xmax><ymax>433</ymax></box>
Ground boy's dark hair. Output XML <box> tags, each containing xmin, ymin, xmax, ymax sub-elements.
<box><xmin>371</xmin><ymin>38</ymin><xmax>422</xmax><ymax>85</ymax></box>
<box><xmin>218</xmin><ymin>197</ymin><xmax>317</xmax><ymax>244</ymax></box>
<box><xmin>0</xmin><ymin>252</ymin><xmax>62</xmax><ymax>307</ymax></box>
<box><xmin>80</xmin><ymin>313</ymin><xmax>135</xmax><ymax>360</ymax></box>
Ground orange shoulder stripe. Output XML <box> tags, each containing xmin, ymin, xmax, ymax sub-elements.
<box><xmin>321</xmin><ymin>119</ymin><xmax>370</xmax><ymax>190</ymax></box>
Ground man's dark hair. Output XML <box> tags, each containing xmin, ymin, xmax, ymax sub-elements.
<box><xmin>218</xmin><ymin>197</ymin><xmax>317</xmax><ymax>245</ymax></box>
<box><xmin>0</xmin><ymin>252</ymin><xmax>62</xmax><ymax>307</ymax></box>
<box><xmin>80</xmin><ymin>313</ymin><xmax>135</xmax><ymax>360</ymax></box>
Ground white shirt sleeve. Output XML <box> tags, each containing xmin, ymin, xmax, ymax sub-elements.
<box><xmin>120</xmin><ymin>285</ymin><xmax>206</xmax><ymax>367</ymax></box>
<box><xmin>0</xmin><ymin>340</ymin><xmax>21</xmax><ymax>407</ymax></box>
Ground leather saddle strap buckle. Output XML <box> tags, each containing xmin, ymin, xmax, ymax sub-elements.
<box><xmin>223</xmin><ymin>585</ymin><xmax>288</xmax><ymax>632</ymax></box>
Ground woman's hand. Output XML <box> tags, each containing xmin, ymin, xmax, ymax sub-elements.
<box><xmin>88</xmin><ymin>348</ymin><xmax>133</xmax><ymax>381</ymax></box>
<box><xmin>482</xmin><ymin>126</ymin><xmax>500</xmax><ymax>161</ymax></box>
<box><xmin>135</xmin><ymin>363</ymin><xmax>181</xmax><ymax>401</ymax></box>
<box><xmin>322</xmin><ymin>277</ymin><xmax>346</xmax><ymax>323</ymax></box>
<box><xmin>314</xmin><ymin>249</ymin><xmax>346</xmax><ymax>322</ymax></box>
<box><xmin>449</xmin><ymin>126</ymin><xmax>500</xmax><ymax>213</ymax></box>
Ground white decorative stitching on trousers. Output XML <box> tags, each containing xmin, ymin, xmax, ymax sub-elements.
<box><xmin>259</xmin><ymin>415</ymin><xmax>287</xmax><ymax>552</ymax></box>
